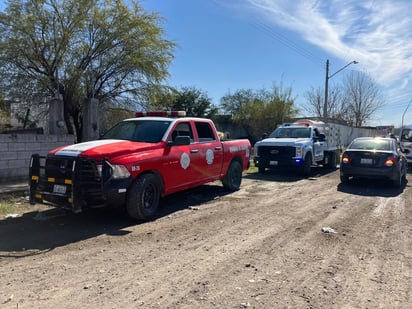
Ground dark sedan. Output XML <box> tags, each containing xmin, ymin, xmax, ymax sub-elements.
<box><xmin>340</xmin><ymin>137</ymin><xmax>408</xmax><ymax>187</ymax></box>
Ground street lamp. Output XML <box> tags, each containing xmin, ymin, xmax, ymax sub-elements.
<box><xmin>401</xmin><ymin>99</ymin><xmax>412</xmax><ymax>129</ymax></box>
<box><xmin>323</xmin><ymin>59</ymin><xmax>358</xmax><ymax>120</ymax></box>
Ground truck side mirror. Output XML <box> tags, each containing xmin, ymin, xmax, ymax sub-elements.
<box><xmin>314</xmin><ymin>133</ymin><xmax>325</xmax><ymax>141</ymax></box>
<box><xmin>168</xmin><ymin>135</ymin><xmax>191</xmax><ymax>146</ymax></box>
<box><xmin>318</xmin><ymin>133</ymin><xmax>326</xmax><ymax>141</ymax></box>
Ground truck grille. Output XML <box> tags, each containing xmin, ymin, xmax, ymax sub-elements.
<box><xmin>45</xmin><ymin>156</ymin><xmax>101</xmax><ymax>183</ymax></box>
<box><xmin>30</xmin><ymin>155</ymin><xmax>104</xmax><ymax>208</ymax></box>
<box><xmin>258</xmin><ymin>146</ymin><xmax>296</xmax><ymax>159</ymax></box>
<box><xmin>45</xmin><ymin>157</ymin><xmax>75</xmax><ymax>179</ymax></box>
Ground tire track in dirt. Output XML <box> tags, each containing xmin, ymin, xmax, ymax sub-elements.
<box><xmin>1</xmin><ymin>172</ymin><xmax>412</xmax><ymax>309</ymax></box>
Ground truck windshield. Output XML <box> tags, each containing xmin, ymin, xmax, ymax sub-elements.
<box><xmin>269</xmin><ymin>127</ymin><xmax>311</xmax><ymax>138</ymax></box>
<box><xmin>101</xmin><ymin>120</ymin><xmax>172</xmax><ymax>143</ymax></box>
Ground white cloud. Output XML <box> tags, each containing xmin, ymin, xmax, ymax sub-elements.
<box><xmin>221</xmin><ymin>0</ymin><xmax>412</xmax><ymax>123</ymax></box>
<box><xmin>242</xmin><ymin>0</ymin><xmax>412</xmax><ymax>83</ymax></box>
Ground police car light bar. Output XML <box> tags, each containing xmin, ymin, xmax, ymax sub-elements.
<box><xmin>135</xmin><ymin>111</ymin><xmax>186</xmax><ymax>117</ymax></box>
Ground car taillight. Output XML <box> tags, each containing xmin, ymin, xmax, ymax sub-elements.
<box><xmin>384</xmin><ymin>155</ymin><xmax>396</xmax><ymax>167</ymax></box>
<box><xmin>341</xmin><ymin>153</ymin><xmax>350</xmax><ymax>164</ymax></box>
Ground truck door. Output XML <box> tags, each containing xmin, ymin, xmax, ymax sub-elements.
<box><xmin>313</xmin><ymin>128</ymin><xmax>325</xmax><ymax>161</ymax></box>
<box><xmin>400</xmin><ymin>128</ymin><xmax>412</xmax><ymax>163</ymax></box>
<box><xmin>163</xmin><ymin>121</ymin><xmax>198</xmax><ymax>191</ymax></box>
<box><xmin>194</xmin><ymin>121</ymin><xmax>223</xmax><ymax>181</ymax></box>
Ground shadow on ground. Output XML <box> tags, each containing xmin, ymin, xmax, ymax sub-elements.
<box><xmin>337</xmin><ymin>177</ymin><xmax>408</xmax><ymax>197</ymax></box>
<box><xmin>244</xmin><ymin>166</ymin><xmax>338</xmax><ymax>182</ymax></box>
<box><xmin>0</xmin><ymin>184</ymin><xmax>230</xmax><ymax>257</ymax></box>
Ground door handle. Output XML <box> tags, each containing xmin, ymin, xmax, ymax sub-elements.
<box><xmin>190</xmin><ymin>149</ymin><xmax>199</xmax><ymax>153</ymax></box>
<box><xmin>215</xmin><ymin>146</ymin><xmax>222</xmax><ymax>150</ymax></box>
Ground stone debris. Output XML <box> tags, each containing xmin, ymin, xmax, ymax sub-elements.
<box><xmin>321</xmin><ymin>227</ymin><xmax>337</xmax><ymax>234</ymax></box>
<box><xmin>4</xmin><ymin>213</ymin><xmax>21</xmax><ymax>219</ymax></box>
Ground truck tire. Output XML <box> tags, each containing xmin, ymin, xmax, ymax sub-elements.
<box><xmin>222</xmin><ymin>160</ymin><xmax>242</xmax><ymax>191</ymax></box>
<box><xmin>126</xmin><ymin>173</ymin><xmax>161</xmax><ymax>221</ymax></box>
<box><xmin>326</xmin><ymin>152</ymin><xmax>338</xmax><ymax>169</ymax></box>
<box><xmin>302</xmin><ymin>153</ymin><xmax>312</xmax><ymax>177</ymax></box>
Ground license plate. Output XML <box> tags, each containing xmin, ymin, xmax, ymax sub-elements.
<box><xmin>270</xmin><ymin>161</ymin><xmax>278</xmax><ymax>166</ymax></box>
<box><xmin>360</xmin><ymin>158</ymin><xmax>373</xmax><ymax>164</ymax></box>
<box><xmin>53</xmin><ymin>184</ymin><xmax>66</xmax><ymax>194</ymax></box>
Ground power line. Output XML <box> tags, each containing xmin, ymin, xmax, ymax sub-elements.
<box><xmin>210</xmin><ymin>0</ymin><xmax>324</xmax><ymax>70</ymax></box>
<box><xmin>250</xmin><ymin>20</ymin><xmax>325</xmax><ymax>70</ymax></box>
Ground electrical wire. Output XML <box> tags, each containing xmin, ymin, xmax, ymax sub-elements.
<box><xmin>250</xmin><ymin>20</ymin><xmax>325</xmax><ymax>70</ymax></box>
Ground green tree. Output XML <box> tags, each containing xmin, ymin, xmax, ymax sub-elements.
<box><xmin>0</xmin><ymin>0</ymin><xmax>175</xmax><ymax>141</ymax></box>
<box><xmin>220</xmin><ymin>89</ymin><xmax>255</xmax><ymax>116</ymax></box>
<box><xmin>221</xmin><ymin>82</ymin><xmax>298</xmax><ymax>143</ymax></box>
<box><xmin>146</xmin><ymin>85</ymin><xmax>179</xmax><ymax>111</ymax></box>
<box><xmin>138</xmin><ymin>85</ymin><xmax>218</xmax><ymax>118</ymax></box>
<box><xmin>171</xmin><ymin>86</ymin><xmax>217</xmax><ymax>118</ymax></box>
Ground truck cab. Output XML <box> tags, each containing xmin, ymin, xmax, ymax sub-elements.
<box><xmin>253</xmin><ymin>120</ymin><xmax>340</xmax><ymax>176</ymax></box>
<box><xmin>399</xmin><ymin>125</ymin><xmax>412</xmax><ymax>165</ymax></box>
<box><xmin>29</xmin><ymin>111</ymin><xmax>251</xmax><ymax>221</ymax></box>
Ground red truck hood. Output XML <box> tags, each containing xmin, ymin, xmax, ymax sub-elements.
<box><xmin>50</xmin><ymin>139</ymin><xmax>158</xmax><ymax>159</ymax></box>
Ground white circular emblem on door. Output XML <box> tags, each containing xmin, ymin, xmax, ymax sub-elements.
<box><xmin>180</xmin><ymin>152</ymin><xmax>190</xmax><ymax>169</ymax></box>
<box><xmin>206</xmin><ymin>149</ymin><xmax>214</xmax><ymax>165</ymax></box>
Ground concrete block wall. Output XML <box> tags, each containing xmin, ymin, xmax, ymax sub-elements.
<box><xmin>0</xmin><ymin>134</ymin><xmax>74</xmax><ymax>183</ymax></box>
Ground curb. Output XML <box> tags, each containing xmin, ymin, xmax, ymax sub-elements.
<box><xmin>0</xmin><ymin>182</ymin><xmax>29</xmax><ymax>194</ymax></box>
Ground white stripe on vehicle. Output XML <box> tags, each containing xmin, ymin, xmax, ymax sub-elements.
<box><xmin>55</xmin><ymin>139</ymin><xmax>122</xmax><ymax>157</ymax></box>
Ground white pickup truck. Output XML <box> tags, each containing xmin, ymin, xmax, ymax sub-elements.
<box><xmin>253</xmin><ymin>120</ymin><xmax>341</xmax><ymax>176</ymax></box>
<box><xmin>399</xmin><ymin>124</ymin><xmax>412</xmax><ymax>165</ymax></box>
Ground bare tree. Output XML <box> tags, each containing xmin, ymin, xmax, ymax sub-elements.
<box><xmin>342</xmin><ymin>71</ymin><xmax>384</xmax><ymax>127</ymax></box>
<box><xmin>303</xmin><ymin>71</ymin><xmax>383</xmax><ymax>126</ymax></box>
<box><xmin>303</xmin><ymin>85</ymin><xmax>343</xmax><ymax>120</ymax></box>
<box><xmin>303</xmin><ymin>86</ymin><xmax>323</xmax><ymax>117</ymax></box>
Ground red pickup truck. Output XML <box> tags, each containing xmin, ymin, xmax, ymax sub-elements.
<box><xmin>29</xmin><ymin>112</ymin><xmax>251</xmax><ymax>220</ymax></box>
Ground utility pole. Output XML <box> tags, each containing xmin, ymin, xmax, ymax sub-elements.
<box><xmin>323</xmin><ymin>59</ymin><xmax>329</xmax><ymax>121</ymax></box>
<box><xmin>323</xmin><ymin>59</ymin><xmax>358</xmax><ymax>121</ymax></box>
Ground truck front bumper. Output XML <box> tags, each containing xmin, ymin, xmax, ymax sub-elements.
<box><xmin>254</xmin><ymin>156</ymin><xmax>304</xmax><ymax>170</ymax></box>
<box><xmin>29</xmin><ymin>154</ymin><xmax>133</xmax><ymax>213</ymax></box>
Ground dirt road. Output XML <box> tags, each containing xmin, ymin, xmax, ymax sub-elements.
<box><xmin>1</xmin><ymin>168</ymin><xmax>411</xmax><ymax>309</ymax></box>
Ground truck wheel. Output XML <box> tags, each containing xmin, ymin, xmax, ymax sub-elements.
<box><xmin>302</xmin><ymin>153</ymin><xmax>312</xmax><ymax>177</ymax></box>
<box><xmin>222</xmin><ymin>160</ymin><xmax>242</xmax><ymax>191</ymax></box>
<box><xmin>126</xmin><ymin>173</ymin><xmax>161</xmax><ymax>221</ymax></box>
<box><xmin>327</xmin><ymin>152</ymin><xmax>338</xmax><ymax>169</ymax></box>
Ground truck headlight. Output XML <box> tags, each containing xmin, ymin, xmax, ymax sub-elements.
<box><xmin>295</xmin><ymin>146</ymin><xmax>303</xmax><ymax>158</ymax></box>
<box><xmin>96</xmin><ymin>163</ymin><xmax>130</xmax><ymax>179</ymax></box>
<box><xmin>254</xmin><ymin>145</ymin><xmax>260</xmax><ymax>157</ymax></box>
<box><xmin>111</xmin><ymin>164</ymin><xmax>131</xmax><ymax>179</ymax></box>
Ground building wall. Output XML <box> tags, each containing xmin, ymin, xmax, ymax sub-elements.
<box><xmin>0</xmin><ymin>134</ymin><xmax>74</xmax><ymax>183</ymax></box>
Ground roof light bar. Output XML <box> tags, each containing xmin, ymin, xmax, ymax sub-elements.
<box><xmin>135</xmin><ymin>111</ymin><xmax>186</xmax><ymax>117</ymax></box>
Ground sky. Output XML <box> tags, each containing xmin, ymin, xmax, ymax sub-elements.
<box><xmin>141</xmin><ymin>0</ymin><xmax>412</xmax><ymax>127</ymax></box>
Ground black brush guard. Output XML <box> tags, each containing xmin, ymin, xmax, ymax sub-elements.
<box><xmin>29</xmin><ymin>154</ymin><xmax>115</xmax><ymax>213</ymax></box>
